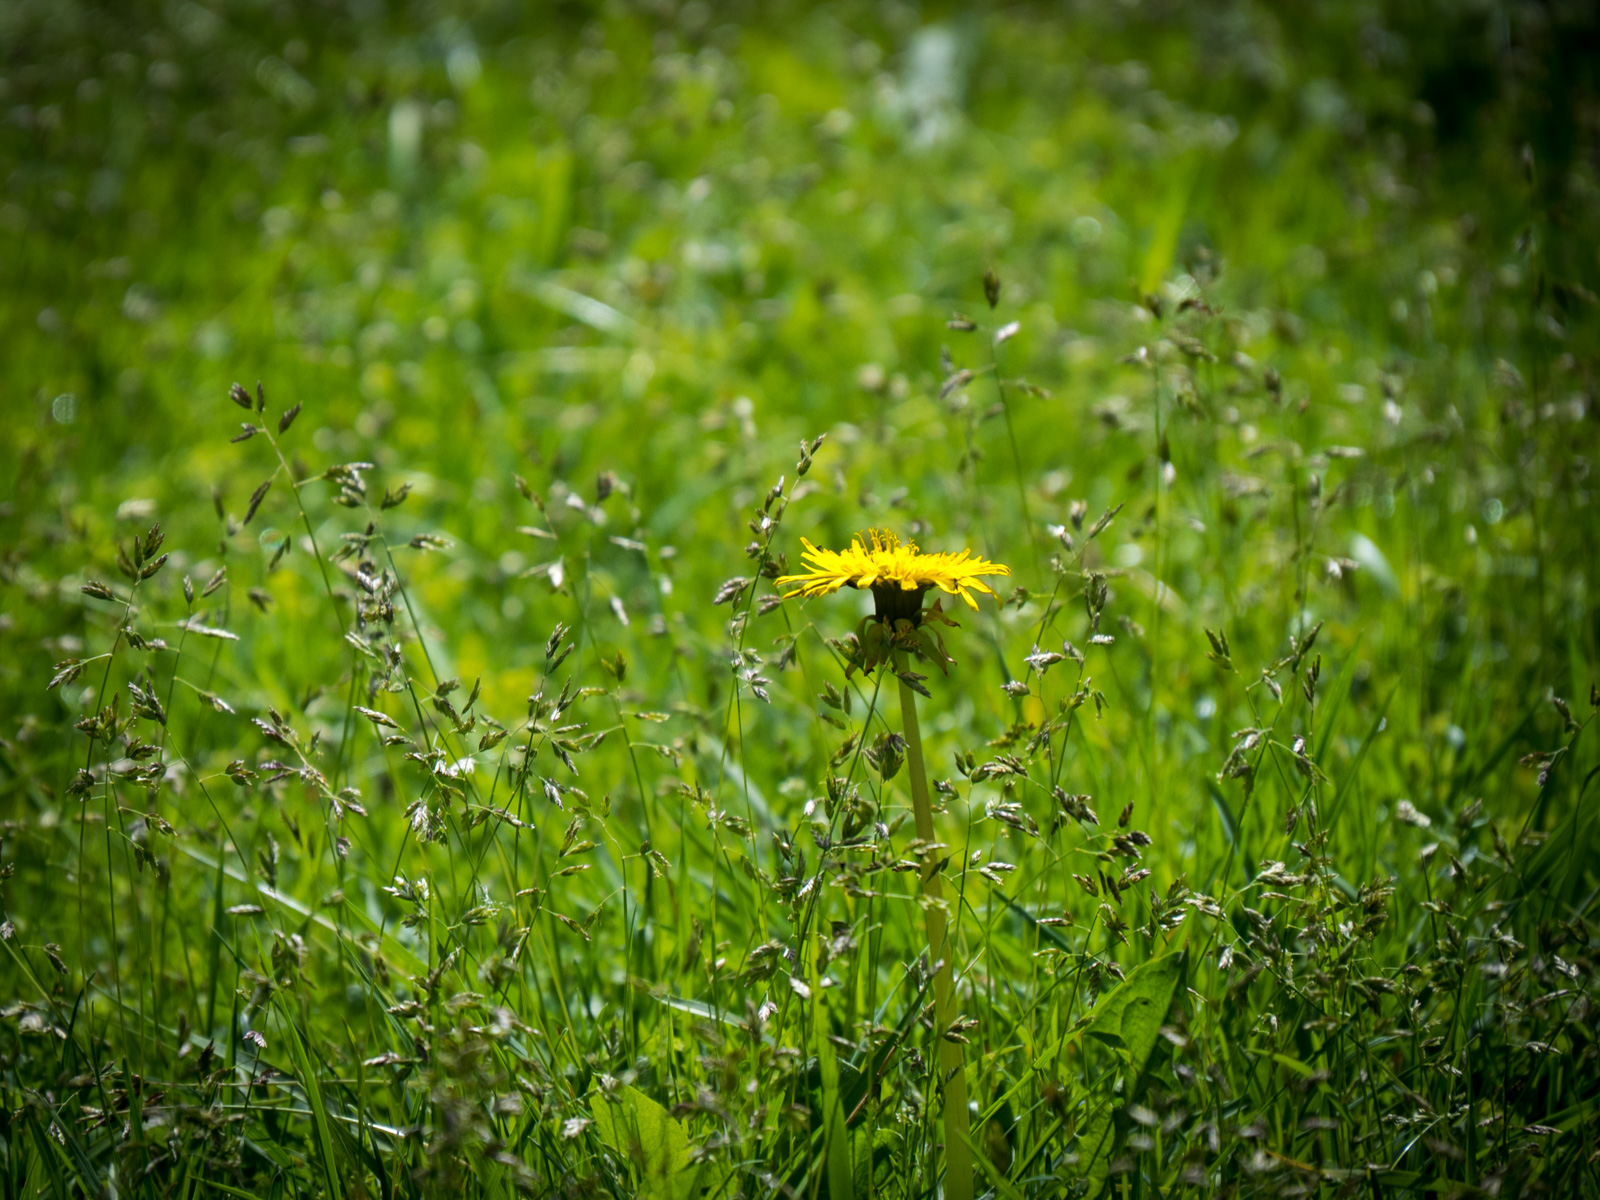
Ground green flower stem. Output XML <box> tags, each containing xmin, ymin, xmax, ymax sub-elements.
<box><xmin>896</xmin><ymin>653</ymin><xmax>974</xmax><ymax>1200</ymax></box>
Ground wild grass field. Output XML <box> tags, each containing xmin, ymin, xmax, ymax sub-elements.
<box><xmin>2</xmin><ymin>1</ymin><xmax>1599</xmax><ymax>1196</ymax></box>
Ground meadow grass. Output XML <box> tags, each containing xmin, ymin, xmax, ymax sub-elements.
<box><xmin>2</xmin><ymin>2</ymin><xmax>1598</xmax><ymax>1196</ymax></box>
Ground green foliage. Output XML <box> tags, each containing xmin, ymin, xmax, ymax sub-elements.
<box><xmin>1075</xmin><ymin>952</ymin><xmax>1186</xmax><ymax>1196</ymax></box>
<box><xmin>590</xmin><ymin>1085</ymin><xmax>722</xmax><ymax>1200</ymax></box>
<box><xmin>2</xmin><ymin>1</ymin><xmax>1599</xmax><ymax>1198</ymax></box>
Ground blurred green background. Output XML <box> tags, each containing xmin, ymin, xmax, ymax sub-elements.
<box><xmin>5</xmin><ymin>0</ymin><xmax>1595</xmax><ymax>715</ymax></box>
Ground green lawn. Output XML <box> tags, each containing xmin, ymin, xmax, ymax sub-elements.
<box><xmin>2</xmin><ymin>2</ymin><xmax>1598</xmax><ymax>1196</ymax></box>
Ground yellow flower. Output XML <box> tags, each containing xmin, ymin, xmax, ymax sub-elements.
<box><xmin>777</xmin><ymin>529</ymin><xmax>1011</xmax><ymax>617</ymax></box>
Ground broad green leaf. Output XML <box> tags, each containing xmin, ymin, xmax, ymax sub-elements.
<box><xmin>1077</xmin><ymin>951</ymin><xmax>1186</xmax><ymax>1197</ymax></box>
<box><xmin>852</xmin><ymin>1127</ymin><xmax>901</xmax><ymax>1195</ymax></box>
<box><xmin>590</xmin><ymin>1084</ymin><xmax>726</xmax><ymax>1200</ymax></box>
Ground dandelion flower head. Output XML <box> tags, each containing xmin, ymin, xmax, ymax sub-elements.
<box><xmin>777</xmin><ymin>529</ymin><xmax>1011</xmax><ymax>616</ymax></box>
